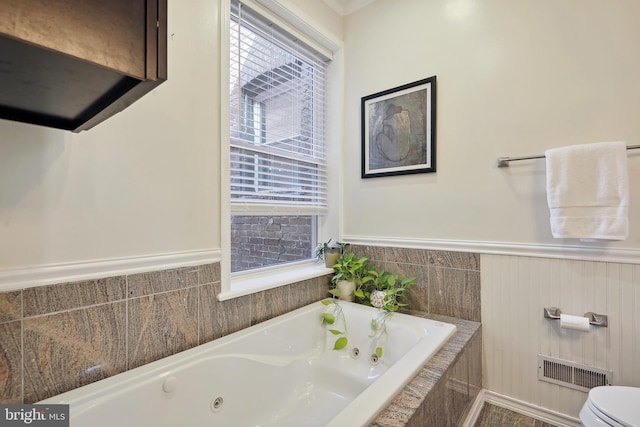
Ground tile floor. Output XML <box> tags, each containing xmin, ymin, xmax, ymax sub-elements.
<box><xmin>474</xmin><ymin>404</ymin><xmax>558</xmax><ymax>427</ymax></box>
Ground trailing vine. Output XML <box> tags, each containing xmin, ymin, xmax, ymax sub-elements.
<box><xmin>369</xmin><ymin>310</ymin><xmax>392</xmax><ymax>358</ymax></box>
<box><xmin>320</xmin><ymin>299</ymin><xmax>349</xmax><ymax>350</ymax></box>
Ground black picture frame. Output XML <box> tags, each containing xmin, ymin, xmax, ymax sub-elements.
<box><xmin>361</xmin><ymin>76</ymin><xmax>436</xmax><ymax>178</ymax></box>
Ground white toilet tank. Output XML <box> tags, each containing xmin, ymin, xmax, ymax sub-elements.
<box><xmin>580</xmin><ymin>386</ymin><xmax>640</xmax><ymax>427</ymax></box>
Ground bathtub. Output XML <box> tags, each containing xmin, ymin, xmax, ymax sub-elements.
<box><xmin>40</xmin><ymin>300</ymin><xmax>456</xmax><ymax>426</ymax></box>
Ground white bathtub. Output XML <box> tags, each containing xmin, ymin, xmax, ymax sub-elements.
<box><xmin>40</xmin><ymin>300</ymin><xmax>456</xmax><ymax>427</ymax></box>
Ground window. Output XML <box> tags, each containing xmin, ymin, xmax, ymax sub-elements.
<box><xmin>229</xmin><ymin>1</ymin><xmax>328</xmax><ymax>274</ymax></box>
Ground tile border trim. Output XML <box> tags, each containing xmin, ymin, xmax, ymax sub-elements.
<box><xmin>0</xmin><ymin>249</ymin><xmax>221</xmax><ymax>292</ymax></box>
<box><xmin>342</xmin><ymin>236</ymin><xmax>640</xmax><ymax>265</ymax></box>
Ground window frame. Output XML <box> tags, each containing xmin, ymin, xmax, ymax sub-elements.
<box><xmin>219</xmin><ymin>0</ymin><xmax>341</xmax><ymax>301</ymax></box>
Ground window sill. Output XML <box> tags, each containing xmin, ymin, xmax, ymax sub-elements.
<box><xmin>217</xmin><ymin>261</ymin><xmax>333</xmax><ymax>301</ymax></box>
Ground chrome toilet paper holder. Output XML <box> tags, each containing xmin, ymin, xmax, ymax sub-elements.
<box><xmin>543</xmin><ymin>307</ymin><xmax>608</xmax><ymax>327</ymax></box>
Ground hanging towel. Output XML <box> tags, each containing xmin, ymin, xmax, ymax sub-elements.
<box><xmin>545</xmin><ymin>141</ymin><xmax>629</xmax><ymax>240</ymax></box>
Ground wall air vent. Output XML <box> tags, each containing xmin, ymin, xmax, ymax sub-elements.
<box><xmin>537</xmin><ymin>355</ymin><xmax>613</xmax><ymax>392</ymax></box>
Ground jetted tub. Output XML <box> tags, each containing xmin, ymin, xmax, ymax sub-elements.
<box><xmin>40</xmin><ymin>300</ymin><xmax>456</xmax><ymax>426</ymax></box>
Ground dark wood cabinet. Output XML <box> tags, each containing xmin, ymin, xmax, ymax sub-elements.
<box><xmin>0</xmin><ymin>0</ymin><xmax>167</xmax><ymax>132</ymax></box>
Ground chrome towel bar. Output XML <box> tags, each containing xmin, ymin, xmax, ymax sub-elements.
<box><xmin>497</xmin><ymin>144</ymin><xmax>640</xmax><ymax>167</ymax></box>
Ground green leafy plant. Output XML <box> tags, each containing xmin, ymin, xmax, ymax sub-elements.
<box><xmin>336</xmin><ymin>241</ymin><xmax>350</xmax><ymax>254</ymax></box>
<box><xmin>329</xmin><ymin>253</ymin><xmax>373</xmax><ymax>298</ymax></box>
<box><xmin>320</xmin><ymin>262</ymin><xmax>417</xmax><ymax>357</ymax></box>
<box><xmin>315</xmin><ymin>239</ymin><xmax>351</xmax><ymax>260</ymax></box>
<box><xmin>320</xmin><ymin>299</ymin><xmax>349</xmax><ymax>350</ymax></box>
<box><xmin>315</xmin><ymin>239</ymin><xmax>349</xmax><ymax>268</ymax></box>
<box><xmin>315</xmin><ymin>238</ymin><xmax>337</xmax><ymax>261</ymax></box>
<box><xmin>355</xmin><ymin>269</ymin><xmax>415</xmax><ymax>312</ymax></box>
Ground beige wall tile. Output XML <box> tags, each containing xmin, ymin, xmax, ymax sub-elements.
<box><xmin>198</xmin><ymin>263</ymin><xmax>220</xmax><ymax>285</ymax></box>
<box><xmin>198</xmin><ymin>283</ymin><xmax>217</xmax><ymax>343</ymax></box>
<box><xmin>446</xmin><ymin>347</ymin><xmax>471</xmax><ymax>423</ymax></box>
<box><xmin>350</xmin><ymin>245</ymin><xmax>385</xmax><ymax>262</ymax></box>
<box><xmin>351</xmin><ymin>246</ymin><xmax>481</xmax><ymax>320</ymax></box>
<box><xmin>23</xmin><ymin>277</ymin><xmax>126</xmax><ymax>317</ymax></box>
<box><xmin>428</xmin><ymin>250</ymin><xmax>480</xmax><ymax>271</ymax></box>
<box><xmin>127</xmin><ymin>266</ymin><xmax>199</xmax><ymax>298</ymax></box>
<box><xmin>253</xmin><ymin>285</ymin><xmax>289</xmax><ymax>325</ymax></box>
<box><xmin>468</xmin><ymin>329</ymin><xmax>483</xmax><ymax>397</ymax></box>
<box><xmin>128</xmin><ymin>287</ymin><xmax>199</xmax><ymax>369</ymax></box>
<box><xmin>466</xmin><ymin>271</ymin><xmax>481</xmax><ymax>321</ymax></box>
<box><xmin>0</xmin><ymin>321</ymin><xmax>22</xmax><ymax>403</ymax></box>
<box><xmin>306</xmin><ymin>276</ymin><xmax>332</xmax><ymax>302</ymax></box>
<box><xmin>253</xmin><ymin>277</ymin><xmax>331</xmax><ymax>325</ymax></box>
<box><xmin>411</xmin><ymin>378</ymin><xmax>448</xmax><ymax>427</ymax></box>
<box><xmin>215</xmin><ymin>292</ymin><xmax>253</xmax><ymax>340</ymax></box>
<box><xmin>385</xmin><ymin>247</ymin><xmax>429</xmax><ymax>265</ymax></box>
<box><xmin>22</xmin><ymin>302</ymin><xmax>127</xmax><ymax>403</ymax></box>
<box><xmin>0</xmin><ymin>291</ymin><xmax>22</xmax><ymax>323</ymax></box>
<box><xmin>200</xmin><ymin>283</ymin><xmax>252</xmax><ymax>342</ymax></box>
<box><xmin>429</xmin><ymin>268</ymin><xmax>481</xmax><ymax>321</ymax></box>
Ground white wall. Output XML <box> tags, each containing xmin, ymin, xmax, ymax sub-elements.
<box><xmin>0</xmin><ymin>0</ymin><xmax>343</xmax><ymax>279</ymax></box>
<box><xmin>342</xmin><ymin>0</ymin><xmax>640</xmax><ymax>251</ymax></box>
<box><xmin>341</xmin><ymin>0</ymin><xmax>640</xmax><ymax>421</ymax></box>
<box><xmin>286</xmin><ymin>0</ymin><xmax>343</xmax><ymax>41</ymax></box>
<box><xmin>0</xmin><ymin>0</ymin><xmax>222</xmax><ymax>271</ymax></box>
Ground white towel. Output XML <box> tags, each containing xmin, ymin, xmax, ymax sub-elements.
<box><xmin>545</xmin><ymin>141</ymin><xmax>629</xmax><ymax>240</ymax></box>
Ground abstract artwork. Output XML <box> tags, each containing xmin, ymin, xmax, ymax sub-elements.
<box><xmin>361</xmin><ymin>76</ymin><xmax>436</xmax><ymax>178</ymax></box>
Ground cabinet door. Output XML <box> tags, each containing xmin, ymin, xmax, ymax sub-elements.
<box><xmin>0</xmin><ymin>0</ymin><xmax>166</xmax><ymax>131</ymax></box>
<box><xmin>0</xmin><ymin>0</ymin><xmax>146</xmax><ymax>78</ymax></box>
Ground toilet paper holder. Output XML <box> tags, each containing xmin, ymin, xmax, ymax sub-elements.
<box><xmin>543</xmin><ymin>307</ymin><xmax>608</xmax><ymax>327</ymax></box>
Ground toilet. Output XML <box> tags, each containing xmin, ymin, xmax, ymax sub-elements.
<box><xmin>580</xmin><ymin>386</ymin><xmax>640</xmax><ymax>427</ymax></box>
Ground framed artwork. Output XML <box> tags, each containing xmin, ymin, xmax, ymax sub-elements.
<box><xmin>361</xmin><ymin>76</ymin><xmax>436</xmax><ymax>178</ymax></box>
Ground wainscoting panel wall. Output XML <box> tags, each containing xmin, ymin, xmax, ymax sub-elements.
<box><xmin>481</xmin><ymin>254</ymin><xmax>640</xmax><ymax>418</ymax></box>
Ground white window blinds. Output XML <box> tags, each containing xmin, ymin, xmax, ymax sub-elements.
<box><xmin>230</xmin><ymin>1</ymin><xmax>328</xmax><ymax>215</ymax></box>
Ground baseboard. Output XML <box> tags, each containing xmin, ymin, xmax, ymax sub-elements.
<box><xmin>0</xmin><ymin>249</ymin><xmax>221</xmax><ymax>292</ymax></box>
<box><xmin>460</xmin><ymin>389</ymin><xmax>487</xmax><ymax>427</ymax></box>
<box><xmin>460</xmin><ymin>389</ymin><xmax>581</xmax><ymax>427</ymax></box>
<box><xmin>341</xmin><ymin>235</ymin><xmax>640</xmax><ymax>265</ymax></box>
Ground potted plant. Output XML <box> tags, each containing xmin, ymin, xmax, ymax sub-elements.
<box><xmin>329</xmin><ymin>253</ymin><xmax>372</xmax><ymax>301</ymax></box>
<box><xmin>355</xmin><ymin>269</ymin><xmax>415</xmax><ymax>312</ymax></box>
<box><xmin>320</xmin><ymin>264</ymin><xmax>416</xmax><ymax>358</ymax></box>
<box><xmin>315</xmin><ymin>239</ymin><xmax>343</xmax><ymax>268</ymax></box>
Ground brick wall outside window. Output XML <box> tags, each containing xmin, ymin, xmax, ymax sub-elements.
<box><xmin>230</xmin><ymin>215</ymin><xmax>313</xmax><ymax>272</ymax></box>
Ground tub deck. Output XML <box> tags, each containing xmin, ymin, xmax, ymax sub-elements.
<box><xmin>371</xmin><ymin>311</ymin><xmax>482</xmax><ymax>427</ymax></box>
<box><xmin>38</xmin><ymin>302</ymin><xmax>472</xmax><ymax>427</ymax></box>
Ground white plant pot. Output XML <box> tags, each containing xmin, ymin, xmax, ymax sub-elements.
<box><xmin>337</xmin><ymin>280</ymin><xmax>356</xmax><ymax>301</ymax></box>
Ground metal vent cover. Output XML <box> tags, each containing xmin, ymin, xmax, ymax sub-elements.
<box><xmin>538</xmin><ymin>355</ymin><xmax>612</xmax><ymax>391</ymax></box>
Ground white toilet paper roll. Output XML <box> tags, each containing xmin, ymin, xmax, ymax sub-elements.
<box><xmin>560</xmin><ymin>314</ymin><xmax>590</xmax><ymax>332</ymax></box>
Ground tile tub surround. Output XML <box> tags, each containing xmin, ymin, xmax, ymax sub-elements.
<box><xmin>0</xmin><ymin>246</ymin><xmax>481</xmax><ymax>418</ymax></box>
<box><xmin>372</xmin><ymin>313</ymin><xmax>482</xmax><ymax>427</ymax></box>
<box><xmin>0</xmin><ymin>263</ymin><xmax>330</xmax><ymax>403</ymax></box>
<box><xmin>350</xmin><ymin>245</ymin><xmax>481</xmax><ymax>322</ymax></box>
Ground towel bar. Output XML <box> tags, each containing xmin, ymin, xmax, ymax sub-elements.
<box><xmin>497</xmin><ymin>144</ymin><xmax>640</xmax><ymax>167</ymax></box>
